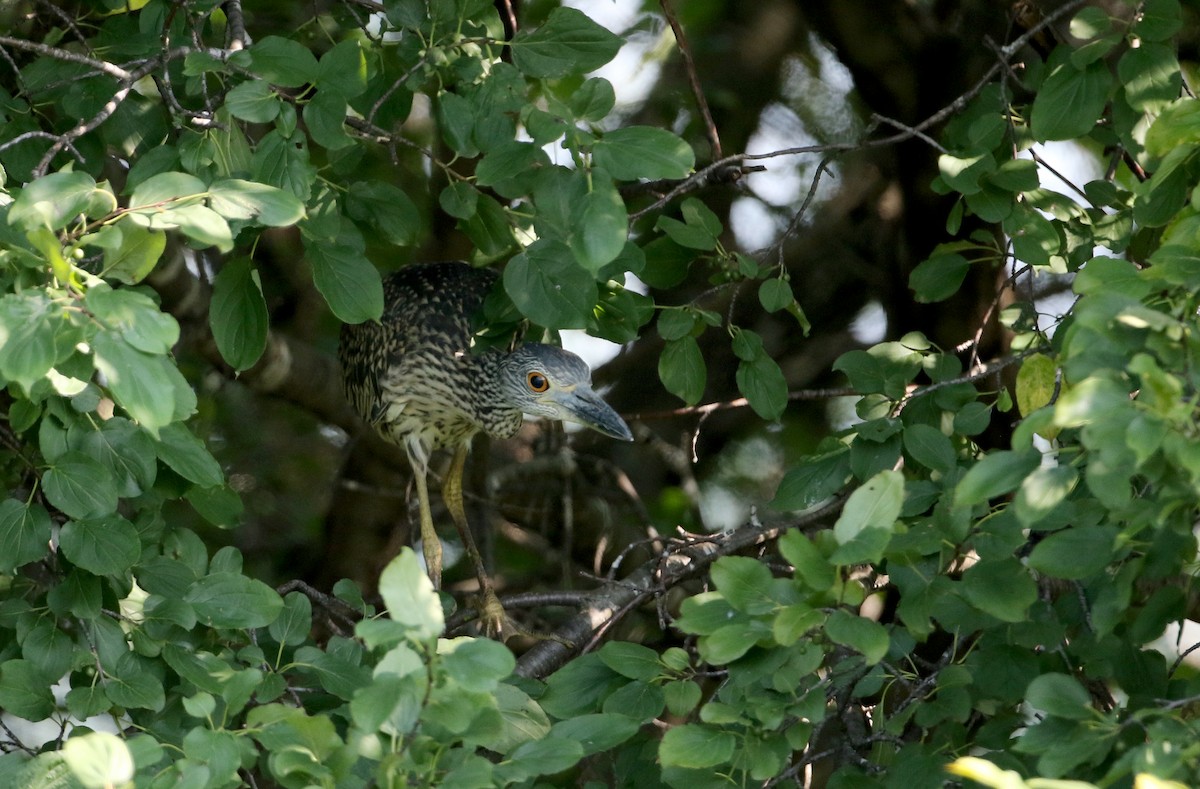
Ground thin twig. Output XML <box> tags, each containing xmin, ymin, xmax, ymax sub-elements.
<box><xmin>629</xmin><ymin>0</ymin><xmax>1090</xmax><ymax>221</ymax></box>
<box><xmin>0</xmin><ymin>35</ymin><xmax>133</xmax><ymax>81</ymax></box>
<box><xmin>660</xmin><ymin>0</ymin><xmax>721</xmax><ymax>159</ymax></box>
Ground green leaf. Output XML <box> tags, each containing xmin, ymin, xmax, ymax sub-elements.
<box><xmin>758</xmin><ymin>278</ymin><xmax>793</xmax><ymax>312</ymax></box>
<box><xmin>441</xmin><ymin>637</ymin><xmax>515</xmax><ymax>692</ymax></box>
<box><xmin>63</xmin><ymin>731</ymin><xmax>134</xmax><ymax>789</ymax></box>
<box><xmin>27</xmin><ymin>225</ymin><xmax>73</xmax><ymax>283</ymax></box>
<box><xmin>505</xmin><ymin>737</ymin><xmax>585</xmax><ymax>780</ymax></box>
<box><xmin>656</xmin><ymin>215</ymin><xmax>716</xmax><ymax>251</ymax></box>
<box><xmin>182</xmin><ymin>729</ymin><xmax>241</xmax><ymax>785</ymax></box>
<box><xmin>185</xmin><ymin>571</ymin><xmax>284</xmax><ymax>629</ymax></box>
<box><xmin>955</xmin><ymin>449</ymin><xmax>1041</xmax><ymax>507</ymax></box>
<box><xmin>378</xmin><ymin>548</ymin><xmax>444</xmax><ymax>640</ymax></box>
<box><xmin>247</xmin><ymin>36</ymin><xmax>318</xmax><ymax>87</ymax></box>
<box><xmin>540</xmin><ymin>653</ymin><xmax>622</xmax><ymax>719</ymax></box>
<box><xmin>155</xmin><ymin>422</ymin><xmax>224</xmax><ymax>487</ymax></box>
<box><xmin>961</xmin><ymin>557</ymin><xmax>1038</xmax><ymax>622</ymax></box>
<box><xmin>59</xmin><ymin>515</ymin><xmax>141</xmax><ymax>575</ymax></box>
<box><xmin>511</xmin><ymin>7</ymin><xmax>622</xmax><ymax>78</ymax></box>
<box><xmin>1118</xmin><ymin>43</ymin><xmax>1181</xmax><ymax>113</ymax></box>
<box><xmin>1030</xmin><ymin>56</ymin><xmax>1112</xmax><ymax>141</ymax></box>
<box><xmin>1015</xmin><ymin>353</ymin><xmax>1058</xmax><ymax>418</ymax></box>
<box><xmin>0</xmin><ymin>500</ymin><xmax>52</xmax><ymax>571</ymax></box>
<box><xmin>658</xmin><ymin>336</ymin><xmax>706</xmax><ymax>405</ymax></box>
<box><xmin>1027</xmin><ymin>525</ymin><xmax>1117</xmax><ymax>579</ymax></box>
<box><xmin>830</xmin><ymin>469</ymin><xmax>904</xmax><ymax>564</ymax></box>
<box><xmin>437</xmin><ymin>91</ymin><xmax>479</xmax><ymax>157</ymax></box>
<box><xmin>503</xmin><ymin>240</ymin><xmax>596</xmax><ymax>329</ymax></box>
<box><xmin>305</xmin><ymin>90</ymin><xmax>352</xmax><ymax>150</ymax></box>
<box><xmin>461</xmin><ymin>193</ymin><xmax>517</xmax><ymax>257</ymax></box>
<box><xmin>1025</xmin><ymin>673</ymin><xmax>1094</xmax><ymax>720</ymax></box>
<box><xmin>0</xmin><ymin>291</ymin><xmax>59</xmax><ymax>390</ymax></box>
<box><xmin>778</xmin><ymin>530</ymin><xmax>837</xmax><ymax>590</ymax></box>
<box><xmin>316</xmin><ymin>39</ymin><xmax>368</xmax><ymax>98</ymax></box>
<box><xmin>9</xmin><ymin>171</ymin><xmax>98</xmax><ymax>231</ymax></box>
<box><xmin>711</xmin><ymin>556</ymin><xmax>775</xmax><ymax>615</ymax></box>
<box><xmin>252</xmin><ymin>129</ymin><xmax>317</xmax><ymax>202</ymax></box>
<box><xmin>128</xmin><ymin>171</ymin><xmax>207</xmax><ymax>211</ymax></box>
<box><xmin>439</xmin><ymin>182</ymin><xmax>478</xmax><ymax>219</ymax></box>
<box><xmin>601</xmin><ymin>680</ymin><xmax>665</xmax><ymax>723</ymax></box>
<box><xmin>153</xmin><ymin>203</ymin><xmax>234</xmax><ymax>252</ymax></box>
<box><xmin>98</xmin><ymin>223</ymin><xmax>166</xmax><ymax>284</ymax></box>
<box><xmin>825</xmin><ymin>609</ymin><xmax>890</xmax><ymax>665</ymax></box>
<box><xmin>43</xmin><ymin>452</ymin><xmax>118</xmax><ymax>519</ymax></box>
<box><xmin>346</xmin><ymin>182</ymin><xmax>420</xmax><ymax>246</ymax></box>
<box><xmin>1069</xmin><ymin>6</ymin><xmax>1112</xmax><ymax>39</ymax></box>
<box><xmin>306</xmin><ymin>230</ymin><xmax>384</xmax><ymax>324</ymax></box>
<box><xmin>938</xmin><ymin>153</ymin><xmax>994</xmax><ymax>195</ymax></box>
<box><xmin>476</xmin><ymin>141</ymin><xmax>549</xmax><ymax>187</ymax></box>
<box><xmin>1132</xmin><ymin>145</ymin><xmax>1198</xmax><ymax>227</ymax></box>
<box><xmin>1053</xmin><ymin>376</ymin><xmax>1129</xmax><ymax>428</ymax></box>
<box><xmin>211</xmin><ymin>258</ymin><xmax>269</xmax><ymax>372</ymax></box>
<box><xmin>225</xmin><ymin>79</ymin><xmax>281</xmax><ymax>123</ymax></box>
<box><xmin>269</xmin><ymin>591</ymin><xmax>313</xmax><ymax>646</ymax></box>
<box><xmin>773</xmin><ymin>603</ymin><xmax>822</xmax><ymax>645</ymax></box>
<box><xmin>989</xmin><ymin>158</ymin><xmax>1040</xmax><ymax>191</ymax></box>
<box><xmin>549</xmin><ymin>713</ymin><xmax>640</xmax><ymax>756</ymax></box>
<box><xmin>656</xmin><ymin>309</ymin><xmax>696</xmax><ymax>341</ymax></box>
<box><xmin>91</xmin><ymin>332</ymin><xmax>178</xmax><ymax>432</ymax></box>
<box><xmin>0</xmin><ymin>660</ymin><xmax>55</xmax><ymax>720</ymax></box>
<box><xmin>104</xmin><ymin>652</ymin><xmax>165</xmax><ymax>710</ymax></box>
<box><xmin>700</xmin><ymin>621</ymin><xmax>761</xmax><ymax>663</ymax></box>
<box><xmin>659</xmin><ymin>724</ymin><xmax>735</xmax><ymax>769</ymax></box>
<box><xmin>1013</xmin><ymin>465</ymin><xmax>1078</xmax><ymax>527</ymax></box>
<box><xmin>567</xmin><ymin>77</ymin><xmax>616</xmax><ymax>121</ymax></box>
<box><xmin>663</xmin><ymin>681</ymin><xmax>702</xmax><ymax>716</ymax></box>
<box><xmin>570</xmin><ymin>177</ymin><xmax>627</xmax><ymax>272</ymax></box>
<box><xmin>737</xmin><ymin>353</ymin><xmax>787</xmax><ymax>421</ymax></box>
<box><xmin>71</xmin><ymin>417</ymin><xmax>157</xmax><ymax>497</ymax></box>
<box><xmin>208</xmin><ymin>178</ymin><xmax>304</xmax><ymax>227</ymax></box>
<box><xmin>910</xmin><ymin>252</ymin><xmax>970</xmax><ymax>303</ymax></box>
<box><xmin>903</xmin><ymin>423</ymin><xmax>956</xmax><ymax>473</ymax></box>
<box><xmin>593</xmin><ymin>126</ymin><xmax>695</xmax><ymax>181</ymax></box>
<box><xmin>1135</xmin><ymin>0</ymin><xmax>1182</xmax><ymax>41</ymax></box>
<box><xmin>597</xmin><ymin>641</ymin><xmax>662</xmax><ymax>681</ymax></box>
<box><xmin>350</xmin><ymin>672</ymin><xmax>420</xmax><ymax>734</ymax></box>
<box><xmin>86</xmin><ymin>286</ymin><xmax>179</xmax><ymax>355</ymax></box>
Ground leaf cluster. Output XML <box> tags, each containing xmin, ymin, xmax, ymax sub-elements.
<box><xmin>1</xmin><ymin>0</ymin><xmax>1200</xmax><ymax>787</ymax></box>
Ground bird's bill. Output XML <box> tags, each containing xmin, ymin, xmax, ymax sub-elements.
<box><xmin>556</xmin><ymin>387</ymin><xmax>634</xmax><ymax>442</ymax></box>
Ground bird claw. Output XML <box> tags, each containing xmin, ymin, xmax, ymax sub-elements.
<box><xmin>477</xmin><ymin>589</ymin><xmax>509</xmax><ymax>639</ymax></box>
<box><xmin>471</xmin><ymin>590</ymin><xmax>572</xmax><ymax>647</ymax></box>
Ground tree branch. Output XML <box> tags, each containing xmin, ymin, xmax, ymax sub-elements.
<box><xmin>513</xmin><ymin>495</ymin><xmax>847</xmax><ymax>678</ymax></box>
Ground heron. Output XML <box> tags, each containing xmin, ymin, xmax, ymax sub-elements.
<box><xmin>339</xmin><ymin>261</ymin><xmax>632</xmax><ymax>635</ymax></box>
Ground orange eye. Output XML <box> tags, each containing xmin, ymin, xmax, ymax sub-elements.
<box><xmin>527</xmin><ymin>372</ymin><xmax>549</xmax><ymax>393</ymax></box>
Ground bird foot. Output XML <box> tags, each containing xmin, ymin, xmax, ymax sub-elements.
<box><xmin>476</xmin><ymin>588</ymin><xmax>509</xmax><ymax>639</ymax></box>
<box><xmin>471</xmin><ymin>590</ymin><xmax>572</xmax><ymax>647</ymax></box>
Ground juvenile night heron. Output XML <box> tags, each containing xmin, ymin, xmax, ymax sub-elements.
<box><xmin>339</xmin><ymin>261</ymin><xmax>632</xmax><ymax>634</ymax></box>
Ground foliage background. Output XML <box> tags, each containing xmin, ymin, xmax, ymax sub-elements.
<box><xmin>1</xmin><ymin>0</ymin><xmax>1200</xmax><ymax>786</ymax></box>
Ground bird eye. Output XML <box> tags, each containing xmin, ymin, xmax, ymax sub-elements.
<box><xmin>527</xmin><ymin>372</ymin><xmax>549</xmax><ymax>393</ymax></box>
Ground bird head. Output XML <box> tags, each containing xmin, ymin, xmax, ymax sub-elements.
<box><xmin>499</xmin><ymin>344</ymin><xmax>633</xmax><ymax>441</ymax></box>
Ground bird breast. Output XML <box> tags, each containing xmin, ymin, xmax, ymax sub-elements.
<box><xmin>377</xmin><ymin>349</ymin><xmax>523</xmax><ymax>449</ymax></box>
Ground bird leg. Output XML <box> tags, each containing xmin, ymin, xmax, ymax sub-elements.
<box><xmin>442</xmin><ymin>444</ymin><xmax>507</xmax><ymax>637</ymax></box>
<box><xmin>407</xmin><ymin>451</ymin><xmax>443</xmax><ymax>589</ymax></box>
